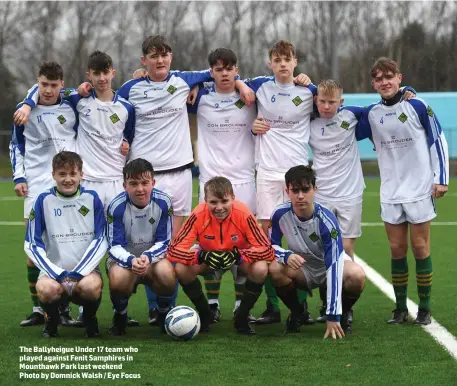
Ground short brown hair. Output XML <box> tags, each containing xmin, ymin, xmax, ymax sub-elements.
<box><xmin>142</xmin><ymin>35</ymin><xmax>172</xmax><ymax>56</ymax></box>
<box><xmin>52</xmin><ymin>151</ymin><xmax>83</xmax><ymax>172</ymax></box>
<box><xmin>370</xmin><ymin>57</ymin><xmax>400</xmax><ymax>78</ymax></box>
<box><xmin>38</xmin><ymin>61</ymin><xmax>64</xmax><ymax>80</ymax></box>
<box><xmin>268</xmin><ymin>40</ymin><xmax>296</xmax><ymax>59</ymax></box>
<box><xmin>317</xmin><ymin>79</ymin><xmax>343</xmax><ymax>97</ymax></box>
<box><xmin>204</xmin><ymin>177</ymin><xmax>234</xmax><ymax>200</ymax></box>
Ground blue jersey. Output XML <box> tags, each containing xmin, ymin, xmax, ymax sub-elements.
<box><xmin>271</xmin><ymin>201</ymin><xmax>344</xmax><ymax>321</ymax></box>
<box><xmin>106</xmin><ymin>189</ymin><xmax>172</xmax><ymax>268</ymax></box>
<box><xmin>24</xmin><ymin>186</ymin><xmax>107</xmax><ymax>282</ymax></box>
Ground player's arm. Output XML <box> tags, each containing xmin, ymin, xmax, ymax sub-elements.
<box><xmin>68</xmin><ymin>194</ymin><xmax>108</xmax><ymax>280</ymax></box>
<box><xmin>9</xmin><ymin>112</ymin><xmax>27</xmax><ymax>196</ymax></box>
<box><xmin>186</xmin><ymin>85</ymin><xmax>206</xmax><ymax>115</ymax></box>
<box><xmin>24</xmin><ymin>195</ymin><xmax>68</xmax><ymax>282</ymax></box>
<box><xmin>118</xmin><ymin>100</ymin><xmax>135</xmax><ymax>156</ymax></box>
<box><xmin>106</xmin><ymin>199</ymin><xmax>136</xmax><ymax>269</ymax></box>
<box><xmin>409</xmin><ymin>99</ymin><xmax>449</xmax><ymax>196</ymax></box>
<box><xmin>270</xmin><ymin>211</ymin><xmax>292</xmax><ymax>263</ymax></box>
<box><xmin>238</xmin><ymin>214</ymin><xmax>275</xmax><ymax>263</ymax></box>
<box><xmin>142</xmin><ymin>197</ymin><xmax>173</xmax><ymax>264</ymax></box>
<box><xmin>167</xmin><ymin>213</ymin><xmax>200</xmax><ymax>265</ymax></box>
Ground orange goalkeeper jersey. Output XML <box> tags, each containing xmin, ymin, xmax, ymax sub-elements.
<box><xmin>168</xmin><ymin>200</ymin><xmax>274</xmax><ymax>265</ymax></box>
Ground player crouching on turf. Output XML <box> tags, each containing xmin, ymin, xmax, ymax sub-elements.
<box><xmin>106</xmin><ymin>158</ymin><xmax>176</xmax><ymax>335</ymax></box>
<box><xmin>168</xmin><ymin>177</ymin><xmax>274</xmax><ymax>334</ymax></box>
<box><xmin>24</xmin><ymin>151</ymin><xmax>107</xmax><ymax>338</ymax></box>
<box><xmin>268</xmin><ymin>165</ymin><xmax>366</xmax><ymax>338</ymax></box>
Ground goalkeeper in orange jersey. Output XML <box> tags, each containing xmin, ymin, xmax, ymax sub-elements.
<box><xmin>168</xmin><ymin>176</ymin><xmax>274</xmax><ymax>334</ymax></box>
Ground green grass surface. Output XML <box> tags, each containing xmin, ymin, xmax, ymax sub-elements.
<box><xmin>0</xmin><ymin>179</ymin><xmax>456</xmax><ymax>385</ymax></box>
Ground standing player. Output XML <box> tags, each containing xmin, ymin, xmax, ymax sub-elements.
<box><xmin>106</xmin><ymin>159</ymin><xmax>176</xmax><ymax>335</ymax></box>
<box><xmin>268</xmin><ymin>165</ymin><xmax>366</xmax><ymax>336</ymax></box>
<box><xmin>168</xmin><ymin>177</ymin><xmax>275</xmax><ymax>334</ymax></box>
<box><xmin>10</xmin><ymin>62</ymin><xmax>78</xmax><ymax>327</ymax></box>
<box><xmin>24</xmin><ymin>151</ymin><xmax>107</xmax><ymax>338</ymax></box>
<box><xmin>357</xmin><ymin>57</ymin><xmax>449</xmax><ymax>325</ymax></box>
<box><xmin>246</xmin><ymin>40</ymin><xmax>317</xmax><ymax>324</ymax></box>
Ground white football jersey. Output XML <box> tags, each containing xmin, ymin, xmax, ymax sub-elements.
<box><xmin>271</xmin><ymin>201</ymin><xmax>344</xmax><ymax>321</ymax></box>
<box><xmin>10</xmin><ymin>100</ymin><xmax>77</xmax><ymax>196</ymax></box>
<box><xmin>247</xmin><ymin>77</ymin><xmax>316</xmax><ymax>180</ymax></box>
<box><xmin>358</xmin><ymin>98</ymin><xmax>449</xmax><ymax>203</ymax></box>
<box><xmin>106</xmin><ymin>189</ymin><xmax>172</xmax><ymax>268</ymax></box>
<box><xmin>309</xmin><ymin>107</ymin><xmax>365</xmax><ymax>201</ymax></box>
<box><xmin>189</xmin><ymin>85</ymin><xmax>256</xmax><ymax>184</ymax></box>
<box><xmin>118</xmin><ymin>70</ymin><xmax>213</xmax><ymax>171</ymax></box>
<box><xmin>24</xmin><ymin>186</ymin><xmax>107</xmax><ymax>280</ymax></box>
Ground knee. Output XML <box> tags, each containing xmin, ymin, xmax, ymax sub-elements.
<box><xmin>249</xmin><ymin>261</ymin><xmax>268</xmax><ymax>282</ymax></box>
<box><xmin>151</xmin><ymin>260</ymin><xmax>176</xmax><ymax>290</ymax></box>
<box><xmin>268</xmin><ymin>261</ymin><xmax>284</xmax><ymax>282</ymax></box>
<box><xmin>411</xmin><ymin>238</ymin><xmax>429</xmax><ymax>258</ymax></box>
<box><xmin>174</xmin><ymin>263</ymin><xmax>195</xmax><ymax>284</ymax></box>
<box><xmin>37</xmin><ymin>280</ymin><xmax>62</xmax><ymax>303</ymax></box>
<box><xmin>344</xmin><ymin>264</ymin><xmax>366</xmax><ymax>294</ymax></box>
<box><xmin>109</xmin><ymin>270</ymin><xmax>133</xmax><ymax>295</ymax></box>
<box><xmin>78</xmin><ymin>277</ymin><xmax>102</xmax><ymax>301</ymax></box>
<box><xmin>389</xmin><ymin>240</ymin><xmax>408</xmax><ymax>257</ymax></box>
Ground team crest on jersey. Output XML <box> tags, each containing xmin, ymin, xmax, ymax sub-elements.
<box><xmin>398</xmin><ymin>113</ymin><xmax>408</xmax><ymax>123</ymax></box>
<box><xmin>235</xmin><ymin>99</ymin><xmax>245</xmax><ymax>109</ymax></box>
<box><xmin>231</xmin><ymin>234</ymin><xmax>239</xmax><ymax>242</ymax></box>
<box><xmin>78</xmin><ymin>205</ymin><xmax>90</xmax><ymax>216</ymax></box>
<box><xmin>107</xmin><ymin>213</ymin><xmax>114</xmax><ymax>224</ymax></box>
<box><xmin>330</xmin><ymin>228</ymin><xmax>339</xmax><ymax>239</ymax></box>
<box><xmin>308</xmin><ymin>232</ymin><xmax>319</xmax><ymax>242</ymax></box>
<box><xmin>29</xmin><ymin>209</ymin><xmax>35</xmax><ymax>221</ymax></box>
<box><xmin>167</xmin><ymin>85</ymin><xmax>177</xmax><ymax>94</ymax></box>
<box><xmin>340</xmin><ymin>121</ymin><xmax>350</xmax><ymax>130</ymax></box>
<box><xmin>63</xmin><ymin>89</ymin><xmax>72</xmax><ymax>97</ymax></box>
<box><xmin>110</xmin><ymin>113</ymin><xmax>120</xmax><ymax>123</ymax></box>
<box><xmin>149</xmin><ymin>217</ymin><xmax>155</xmax><ymax>225</ymax></box>
<box><xmin>57</xmin><ymin>115</ymin><xmax>66</xmax><ymax>124</ymax></box>
<box><xmin>292</xmin><ymin>96</ymin><xmax>303</xmax><ymax>106</ymax></box>
<box><xmin>427</xmin><ymin>106</ymin><xmax>434</xmax><ymax>117</ymax></box>
<box><xmin>168</xmin><ymin>207</ymin><xmax>173</xmax><ymax>216</ymax></box>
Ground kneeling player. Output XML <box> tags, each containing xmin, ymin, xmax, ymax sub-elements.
<box><xmin>24</xmin><ymin>152</ymin><xmax>107</xmax><ymax>338</ymax></box>
<box><xmin>268</xmin><ymin>165</ymin><xmax>366</xmax><ymax>338</ymax></box>
<box><xmin>106</xmin><ymin>159</ymin><xmax>176</xmax><ymax>335</ymax></box>
<box><xmin>168</xmin><ymin>177</ymin><xmax>274</xmax><ymax>334</ymax></box>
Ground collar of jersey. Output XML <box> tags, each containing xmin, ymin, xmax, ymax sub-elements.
<box><xmin>54</xmin><ymin>186</ymin><xmax>81</xmax><ymax>198</ymax></box>
<box><xmin>90</xmin><ymin>88</ymin><xmax>118</xmax><ymax>103</ymax></box>
<box><xmin>273</xmin><ymin>79</ymin><xmax>295</xmax><ymax>88</ymax></box>
<box><xmin>146</xmin><ymin>72</ymin><xmax>171</xmax><ymax>84</ymax></box>
<box><xmin>290</xmin><ymin>202</ymin><xmax>315</xmax><ymax>222</ymax></box>
<box><xmin>381</xmin><ymin>91</ymin><xmax>403</xmax><ymax>106</ymax></box>
<box><xmin>126</xmin><ymin>193</ymin><xmax>151</xmax><ymax>210</ymax></box>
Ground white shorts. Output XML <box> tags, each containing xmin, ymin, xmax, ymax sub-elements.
<box><xmin>81</xmin><ymin>179</ymin><xmax>124</xmax><ymax>214</ymax></box>
<box><xmin>381</xmin><ymin>196</ymin><xmax>437</xmax><ymax>225</ymax></box>
<box><xmin>155</xmin><ymin>169</ymin><xmax>192</xmax><ymax>217</ymax></box>
<box><xmin>24</xmin><ymin>196</ymin><xmax>37</xmax><ymax>219</ymax></box>
<box><xmin>300</xmin><ymin>253</ymin><xmax>352</xmax><ymax>290</ymax></box>
<box><xmin>256</xmin><ymin>177</ymin><xmax>287</xmax><ymax>220</ymax></box>
<box><xmin>315</xmin><ymin>196</ymin><xmax>363</xmax><ymax>238</ymax></box>
<box><xmin>199</xmin><ymin>180</ymin><xmax>256</xmax><ymax>214</ymax></box>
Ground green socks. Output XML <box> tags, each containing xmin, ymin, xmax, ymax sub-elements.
<box><xmin>416</xmin><ymin>256</ymin><xmax>432</xmax><ymax>311</ymax></box>
<box><xmin>203</xmin><ymin>273</ymin><xmax>221</xmax><ymax>304</ymax></box>
<box><xmin>392</xmin><ymin>258</ymin><xmax>408</xmax><ymax>310</ymax></box>
<box><xmin>27</xmin><ymin>265</ymin><xmax>40</xmax><ymax>308</ymax></box>
<box><xmin>264</xmin><ymin>275</ymin><xmax>281</xmax><ymax>311</ymax></box>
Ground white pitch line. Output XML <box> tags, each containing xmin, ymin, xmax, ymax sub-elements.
<box><xmin>363</xmin><ymin>192</ymin><xmax>457</xmax><ymax>197</ymax></box>
<box><xmin>361</xmin><ymin>222</ymin><xmax>457</xmax><ymax>226</ymax></box>
<box><xmin>354</xmin><ymin>254</ymin><xmax>457</xmax><ymax>361</ymax></box>
<box><xmin>0</xmin><ymin>221</ymin><xmax>24</xmax><ymax>226</ymax></box>
<box><xmin>0</xmin><ymin>197</ymin><xmax>22</xmax><ymax>201</ymax></box>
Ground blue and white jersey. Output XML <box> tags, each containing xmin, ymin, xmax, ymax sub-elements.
<box><xmin>357</xmin><ymin>98</ymin><xmax>449</xmax><ymax>203</ymax></box>
<box><xmin>23</xmin><ymin>86</ymin><xmax>135</xmax><ymax>182</ymax></box>
<box><xmin>24</xmin><ymin>186</ymin><xmax>107</xmax><ymax>281</ymax></box>
<box><xmin>117</xmin><ymin>70</ymin><xmax>213</xmax><ymax>171</ymax></box>
<box><xmin>246</xmin><ymin>77</ymin><xmax>317</xmax><ymax>179</ymax></box>
<box><xmin>271</xmin><ymin>201</ymin><xmax>344</xmax><ymax>321</ymax></box>
<box><xmin>188</xmin><ymin>85</ymin><xmax>257</xmax><ymax>184</ymax></box>
<box><xmin>309</xmin><ymin>107</ymin><xmax>366</xmax><ymax>200</ymax></box>
<box><xmin>106</xmin><ymin>189</ymin><xmax>172</xmax><ymax>268</ymax></box>
<box><xmin>9</xmin><ymin>100</ymin><xmax>78</xmax><ymax>196</ymax></box>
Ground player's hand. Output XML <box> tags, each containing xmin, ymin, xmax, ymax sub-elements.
<box><xmin>199</xmin><ymin>250</ymin><xmax>237</xmax><ymax>270</ymax></box>
<box><xmin>132</xmin><ymin>256</ymin><xmax>149</xmax><ymax>276</ymax></box>
<box><xmin>236</xmin><ymin>80</ymin><xmax>255</xmax><ymax>106</ymax></box>
<box><xmin>13</xmin><ymin>105</ymin><xmax>32</xmax><ymax>125</ymax></box>
<box><xmin>78</xmin><ymin>82</ymin><xmax>92</xmax><ymax>97</ymax></box>
<box><xmin>132</xmin><ymin>68</ymin><xmax>148</xmax><ymax>79</ymax></box>
<box><xmin>187</xmin><ymin>85</ymin><xmax>198</xmax><ymax>105</ymax></box>
<box><xmin>62</xmin><ymin>277</ymin><xmax>77</xmax><ymax>297</ymax></box>
<box><xmin>120</xmin><ymin>140</ymin><xmax>129</xmax><ymax>156</ymax></box>
<box><xmin>324</xmin><ymin>321</ymin><xmax>345</xmax><ymax>340</ymax></box>
<box><xmin>287</xmin><ymin>254</ymin><xmax>305</xmax><ymax>270</ymax></box>
<box><xmin>14</xmin><ymin>182</ymin><xmax>28</xmax><ymax>197</ymax></box>
<box><xmin>432</xmin><ymin>184</ymin><xmax>448</xmax><ymax>198</ymax></box>
<box><xmin>293</xmin><ymin>73</ymin><xmax>311</xmax><ymax>86</ymax></box>
<box><xmin>252</xmin><ymin>116</ymin><xmax>270</xmax><ymax>134</ymax></box>
<box><xmin>403</xmin><ymin>90</ymin><xmax>416</xmax><ymax>101</ymax></box>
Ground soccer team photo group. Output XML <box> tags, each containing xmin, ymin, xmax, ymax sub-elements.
<box><xmin>3</xmin><ymin>24</ymin><xmax>455</xmax><ymax>385</ymax></box>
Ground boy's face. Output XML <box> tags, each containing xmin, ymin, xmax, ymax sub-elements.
<box><xmin>86</xmin><ymin>68</ymin><xmax>116</xmax><ymax>93</ymax></box>
<box><xmin>316</xmin><ymin>91</ymin><xmax>344</xmax><ymax>119</ymax></box>
<box><xmin>268</xmin><ymin>53</ymin><xmax>297</xmax><ymax>82</ymax></box>
<box><xmin>205</xmin><ymin>191</ymin><xmax>234</xmax><ymax>221</ymax></box>
<box><xmin>285</xmin><ymin>181</ymin><xmax>316</xmax><ymax>214</ymax></box>
<box><xmin>37</xmin><ymin>75</ymin><xmax>64</xmax><ymax>106</ymax></box>
<box><xmin>124</xmin><ymin>172</ymin><xmax>155</xmax><ymax>208</ymax></box>
<box><xmin>141</xmin><ymin>48</ymin><xmax>172</xmax><ymax>81</ymax></box>
<box><xmin>210</xmin><ymin>61</ymin><xmax>238</xmax><ymax>93</ymax></box>
<box><xmin>52</xmin><ymin>165</ymin><xmax>83</xmax><ymax>195</ymax></box>
<box><xmin>371</xmin><ymin>70</ymin><xmax>402</xmax><ymax>99</ymax></box>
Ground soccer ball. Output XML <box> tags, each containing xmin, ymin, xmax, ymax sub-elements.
<box><xmin>165</xmin><ymin>306</ymin><xmax>201</xmax><ymax>341</ymax></box>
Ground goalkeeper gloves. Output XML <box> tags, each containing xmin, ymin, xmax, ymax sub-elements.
<box><xmin>198</xmin><ymin>248</ymin><xmax>241</xmax><ymax>270</ymax></box>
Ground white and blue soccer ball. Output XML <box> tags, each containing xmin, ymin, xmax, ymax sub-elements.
<box><xmin>165</xmin><ymin>306</ymin><xmax>201</xmax><ymax>341</ymax></box>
